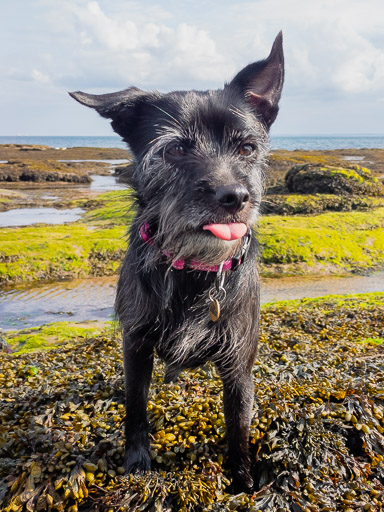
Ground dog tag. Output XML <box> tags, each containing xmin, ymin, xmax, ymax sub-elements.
<box><xmin>209</xmin><ymin>298</ymin><xmax>220</xmax><ymax>322</ymax></box>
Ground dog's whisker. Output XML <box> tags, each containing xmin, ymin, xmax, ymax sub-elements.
<box><xmin>151</xmin><ymin>104</ymin><xmax>183</xmax><ymax>129</ymax></box>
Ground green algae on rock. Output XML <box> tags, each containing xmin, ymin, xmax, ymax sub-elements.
<box><xmin>285</xmin><ymin>163</ymin><xmax>384</xmax><ymax>196</ymax></box>
<box><xmin>0</xmin><ymin>190</ymin><xmax>135</xmax><ymax>285</ymax></box>
<box><xmin>4</xmin><ymin>321</ymin><xmax>113</xmax><ymax>355</ymax></box>
<box><xmin>2</xmin><ymin>191</ymin><xmax>384</xmax><ymax>284</ymax></box>
<box><xmin>0</xmin><ymin>223</ymin><xmax>127</xmax><ymax>285</ymax></box>
<box><xmin>83</xmin><ymin>190</ymin><xmax>135</xmax><ymax>226</ymax></box>
<box><xmin>259</xmin><ymin>207</ymin><xmax>384</xmax><ymax>275</ymax></box>
<box><xmin>0</xmin><ymin>293</ymin><xmax>383</xmax><ymax>511</ymax></box>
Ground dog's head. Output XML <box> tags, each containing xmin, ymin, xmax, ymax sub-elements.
<box><xmin>70</xmin><ymin>33</ymin><xmax>284</xmax><ymax>265</ymax></box>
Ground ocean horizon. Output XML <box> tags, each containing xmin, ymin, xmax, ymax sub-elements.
<box><xmin>1</xmin><ymin>134</ymin><xmax>384</xmax><ymax>151</ymax></box>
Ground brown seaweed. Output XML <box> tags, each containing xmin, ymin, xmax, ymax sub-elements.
<box><xmin>0</xmin><ymin>294</ymin><xmax>383</xmax><ymax>511</ymax></box>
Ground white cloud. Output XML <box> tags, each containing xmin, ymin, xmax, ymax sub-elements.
<box><xmin>16</xmin><ymin>0</ymin><xmax>383</xmax><ymax>98</ymax></box>
<box><xmin>73</xmin><ymin>1</ymin><xmax>140</xmax><ymax>51</ymax></box>
<box><xmin>332</xmin><ymin>35</ymin><xmax>384</xmax><ymax>94</ymax></box>
<box><xmin>41</xmin><ymin>1</ymin><xmax>234</xmax><ymax>89</ymax></box>
<box><xmin>2</xmin><ymin>0</ymin><xmax>384</xmax><ymax>135</ymax></box>
<box><xmin>222</xmin><ymin>0</ymin><xmax>384</xmax><ymax>97</ymax></box>
<box><xmin>31</xmin><ymin>69</ymin><xmax>51</xmax><ymax>84</ymax></box>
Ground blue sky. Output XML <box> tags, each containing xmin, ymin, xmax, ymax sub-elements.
<box><xmin>1</xmin><ymin>0</ymin><xmax>384</xmax><ymax>136</ymax></box>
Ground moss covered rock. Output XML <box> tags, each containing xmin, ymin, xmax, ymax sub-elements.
<box><xmin>262</xmin><ymin>193</ymin><xmax>384</xmax><ymax>215</ymax></box>
<box><xmin>259</xmin><ymin>207</ymin><xmax>384</xmax><ymax>275</ymax></box>
<box><xmin>285</xmin><ymin>163</ymin><xmax>384</xmax><ymax>196</ymax></box>
<box><xmin>2</xmin><ymin>193</ymin><xmax>384</xmax><ymax>284</ymax></box>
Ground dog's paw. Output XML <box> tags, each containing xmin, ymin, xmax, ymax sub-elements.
<box><xmin>123</xmin><ymin>445</ymin><xmax>151</xmax><ymax>474</ymax></box>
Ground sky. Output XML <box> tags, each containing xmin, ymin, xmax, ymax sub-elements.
<box><xmin>1</xmin><ymin>0</ymin><xmax>384</xmax><ymax>136</ymax></box>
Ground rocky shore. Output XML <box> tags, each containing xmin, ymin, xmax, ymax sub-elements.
<box><xmin>0</xmin><ymin>144</ymin><xmax>383</xmax><ymax>285</ymax></box>
<box><xmin>1</xmin><ymin>293</ymin><xmax>383</xmax><ymax>511</ymax></box>
<box><xmin>1</xmin><ymin>145</ymin><xmax>384</xmax><ymax>511</ymax></box>
<box><xmin>0</xmin><ymin>145</ymin><xmax>131</xmax><ymax>212</ymax></box>
<box><xmin>1</xmin><ymin>144</ymin><xmax>384</xmax><ymax>185</ymax></box>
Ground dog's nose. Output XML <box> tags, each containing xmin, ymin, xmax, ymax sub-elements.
<box><xmin>215</xmin><ymin>184</ymin><xmax>250</xmax><ymax>213</ymax></box>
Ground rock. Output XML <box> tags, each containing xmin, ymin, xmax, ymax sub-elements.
<box><xmin>285</xmin><ymin>163</ymin><xmax>384</xmax><ymax>196</ymax></box>
<box><xmin>0</xmin><ymin>189</ymin><xmax>27</xmax><ymax>199</ymax></box>
<box><xmin>261</xmin><ymin>194</ymin><xmax>382</xmax><ymax>215</ymax></box>
<box><xmin>18</xmin><ymin>145</ymin><xmax>50</xmax><ymax>151</ymax></box>
<box><xmin>114</xmin><ymin>163</ymin><xmax>134</xmax><ymax>186</ymax></box>
<box><xmin>0</xmin><ymin>160</ymin><xmax>91</xmax><ymax>183</ymax></box>
<box><xmin>1</xmin><ymin>144</ymin><xmax>50</xmax><ymax>151</ymax></box>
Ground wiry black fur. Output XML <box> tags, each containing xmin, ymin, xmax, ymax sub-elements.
<box><xmin>70</xmin><ymin>32</ymin><xmax>284</xmax><ymax>493</ymax></box>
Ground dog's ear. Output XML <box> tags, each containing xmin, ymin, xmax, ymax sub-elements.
<box><xmin>229</xmin><ymin>31</ymin><xmax>284</xmax><ymax>129</ymax></box>
<box><xmin>69</xmin><ymin>87</ymin><xmax>147</xmax><ymax>118</ymax></box>
<box><xmin>69</xmin><ymin>87</ymin><xmax>150</xmax><ymax>138</ymax></box>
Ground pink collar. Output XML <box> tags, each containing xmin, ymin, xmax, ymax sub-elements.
<box><xmin>139</xmin><ymin>223</ymin><xmax>251</xmax><ymax>272</ymax></box>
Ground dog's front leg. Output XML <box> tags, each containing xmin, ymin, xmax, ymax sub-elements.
<box><xmin>123</xmin><ymin>334</ymin><xmax>153</xmax><ymax>474</ymax></box>
<box><xmin>219</xmin><ymin>368</ymin><xmax>255</xmax><ymax>493</ymax></box>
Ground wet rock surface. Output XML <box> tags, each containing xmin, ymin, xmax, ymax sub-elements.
<box><xmin>0</xmin><ymin>294</ymin><xmax>383</xmax><ymax>511</ymax></box>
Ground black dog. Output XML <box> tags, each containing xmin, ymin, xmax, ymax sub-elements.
<box><xmin>70</xmin><ymin>32</ymin><xmax>284</xmax><ymax>493</ymax></box>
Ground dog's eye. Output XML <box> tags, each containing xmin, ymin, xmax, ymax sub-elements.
<box><xmin>239</xmin><ymin>144</ymin><xmax>255</xmax><ymax>157</ymax></box>
<box><xmin>166</xmin><ymin>144</ymin><xmax>186</xmax><ymax>159</ymax></box>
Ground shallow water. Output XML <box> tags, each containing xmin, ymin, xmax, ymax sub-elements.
<box><xmin>89</xmin><ymin>174</ymin><xmax>126</xmax><ymax>191</ymax></box>
<box><xmin>0</xmin><ymin>276</ymin><xmax>117</xmax><ymax>330</ymax></box>
<box><xmin>0</xmin><ymin>174</ymin><xmax>127</xmax><ymax>224</ymax></box>
<box><xmin>261</xmin><ymin>272</ymin><xmax>384</xmax><ymax>302</ymax></box>
<box><xmin>1</xmin><ymin>272</ymin><xmax>383</xmax><ymax>331</ymax></box>
<box><xmin>341</xmin><ymin>156</ymin><xmax>366</xmax><ymax>161</ymax></box>
<box><xmin>0</xmin><ymin>207</ymin><xmax>85</xmax><ymax>227</ymax></box>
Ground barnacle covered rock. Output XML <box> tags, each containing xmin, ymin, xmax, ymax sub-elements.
<box><xmin>0</xmin><ymin>293</ymin><xmax>383</xmax><ymax>511</ymax></box>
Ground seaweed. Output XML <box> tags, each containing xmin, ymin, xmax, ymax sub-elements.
<box><xmin>0</xmin><ymin>293</ymin><xmax>383</xmax><ymax>511</ymax></box>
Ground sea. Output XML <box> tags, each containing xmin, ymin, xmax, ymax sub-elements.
<box><xmin>1</xmin><ymin>135</ymin><xmax>384</xmax><ymax>151</ymax></box>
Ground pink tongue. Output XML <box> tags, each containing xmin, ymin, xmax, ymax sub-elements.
<box><xmin>203</xmin><ymin>223</ymin><xmax>247</xmax><ymax>241</ymax></box>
